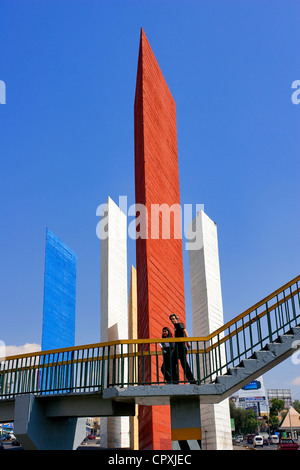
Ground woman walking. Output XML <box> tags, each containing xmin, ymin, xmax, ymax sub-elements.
<box><xmin>160</xmin><ymin>327</ymin><xmax>178</xmax><ymax>383</ymax></box>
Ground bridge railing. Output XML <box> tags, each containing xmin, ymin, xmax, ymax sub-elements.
<box><xmin>0</xmin><ymin>275</ymin><xmax>299</xmax><ymax>398</ymax></box>
<box><xmin>195</xmin><ymin>275</ymin><xmax>300</xmax><ymax>383</ymax></box>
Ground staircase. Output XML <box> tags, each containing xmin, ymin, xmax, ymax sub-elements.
<box><xmin>103</xmin><ymin>326</ymin><xmax>300</xmax><ymax>406</ymax></box>
<box><xmin>103</xmin><ymin>273</ymin><xmax>300</xmax><ymax>406</ymax></box>
<box><xmin>213</xmin><ymin>326</ymin><xmax>300</xmax><ymax>398</ymax></box>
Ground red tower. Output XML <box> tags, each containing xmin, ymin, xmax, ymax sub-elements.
<box><xmin>134</xmin><ymin>29</ymin><xmax>186</xmax><ymax>450</ymax></box>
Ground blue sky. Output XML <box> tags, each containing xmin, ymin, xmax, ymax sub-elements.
<box><xmin>1</xmin><ymin>1</ymin><xmax>299</xmax><ymax>400</ymax></box>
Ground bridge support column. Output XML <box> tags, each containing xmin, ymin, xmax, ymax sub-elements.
<box><xmin>170</xmin><ymin>397</ymin><xmax>202</xmax><ymax>450</ymax></box>
<box><xmin>13</xmin><ymin>394</ymin><xmax>86</xmax><ymax>450</ymax></box>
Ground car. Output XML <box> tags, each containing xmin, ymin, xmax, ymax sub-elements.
<box><xmin>0</xmin><ymin>442</ymin><xmax>4</xmax><ymax>450</ymax></box>
<box><xmin>277</xmin><ymin>438</ymin><xmax>299</xmax><ymax>450</ymax></box>
<box><xmin>246</xmin><ymin>434</ymin><xmax>255</xmax><ymax>444</ymax></box>
<box><xmin>253</xmin><ymin>435</ymin><xmax>264</xmax><ymax>447</ymax></box>
<box><xmin>11</xmin><ymin>439</ymin><xmax>21</xmax><ymax>446</ymax></box>
<box><xmin>87</xmin><ymin>434</ymin><xmax>96</xmax><ymax>440</ymax></box>
<box><xmin>270</xmin><ymin>435</ymin><xmax>279</xmax><ymax>445</ymax></box>
<box><xmin>263</xmin><ymin>437</ymin><xmax>269</xmax><ymax>446</ymax></box>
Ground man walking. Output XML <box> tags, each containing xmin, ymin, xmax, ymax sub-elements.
<box><xmin>169</xmin><ymin>314</ymin><xmax>196</xmax><ymax>383</ymax></box>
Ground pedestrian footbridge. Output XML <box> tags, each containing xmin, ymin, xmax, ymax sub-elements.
<box><xmin>0</xmin><ymin>275</ymin><xmax>299</xmax><ymax>449</ymax></box>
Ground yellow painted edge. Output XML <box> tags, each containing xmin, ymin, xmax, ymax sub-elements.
<box><xmin>171</xmin><ymin>427</ymin><xmax>202</xmax><ymax>441</ymax></box>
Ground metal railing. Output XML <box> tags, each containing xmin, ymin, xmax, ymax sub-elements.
<box><xmin>0</xmin><ymin>275</ymin><xmax>299</xmax><ymax>398</ymax></box>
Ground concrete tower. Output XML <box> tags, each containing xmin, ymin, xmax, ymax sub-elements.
<box><xmin>188</xmin><ymin>210</ymin><xmax>232</xmax><ymax>450</ymax></box>
<box><xmin>134</xmin><ymin>28</ymin><xmax>186</xmax><ymax>450</ymax></box>
<box><xmin>39</xmin><ymin>229</ymin><xmax>85</xmax><ymax>448</ymax></box>
<box><xmin>100</xmin><ymin>197</ymin><xmax>130</xmax><ymax>448</ymax></box>
<box><xmin>42</xmin><ymin>228</ymin><xmax>76</xmax><ymax>351</ymax></box>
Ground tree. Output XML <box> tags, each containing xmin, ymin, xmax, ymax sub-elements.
<box><xmin>243</xmin><ymin>409</ymin><xmax>258</xmax><ymax>435</ymax></box>
<box><xmin>293</xmin><ymin>399</ymin><xmax>300</xmax><ymax>414</ymax></box>
<box><xmin>269</xmin><ymin>398</ymin><xmax>285</xmax><ymax>416</ymax></box>
<box><xmin>229</xmin><ymin>400</ymin><xmax>258</xmax><ymax>435</ymax></box>
<box><xmin>268</xmin><ymin>398</ymin><xmax>285</xmax><ymax>433</ymax></box>
<box><xmin>269</xmin><ymin>414</ymin><xmax>280</xmax><ymax>433</ymax></box>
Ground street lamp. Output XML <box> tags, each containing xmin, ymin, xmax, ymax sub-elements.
<box><xmin>288</xmin><ymin>406</ymin><xmax>293</xmax><ymax>440</ymax></box>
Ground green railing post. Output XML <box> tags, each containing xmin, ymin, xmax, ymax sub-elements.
<box><xmin>101</xmin><ymin>346</ymin><xmax>106</xmax><ymax>391</ymax></box>
<box><xmin>249</xmin><ymin>315</ymin><xmax>254</xmax><ymax>355</ymax></box>
<box><xmin>290</xmin><ymin>286</ymin><xmax>297</xmax><ymax>324</ymax></box>
<box><xmin>235</xmin><ymin>321</ymin><xmax>240</xmax><ymax>364</ymax></box>
<box><xmin>196</xmin><ymin>341</ymin><xmax>201</xmax><ymax>383</ymax></box>
<box><xmin>266</xmin><ymin>301</ymin><xmax>272</xmax><ymax>343</ymax></box>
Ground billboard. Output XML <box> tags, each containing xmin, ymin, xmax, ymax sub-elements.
<box><xmin>236</xmin><ymin>376</ymin><xmax>267</xmax><ymax>410</ymax></box>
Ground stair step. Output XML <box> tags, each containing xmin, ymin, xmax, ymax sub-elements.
<box><xmin>215</xmin><ymin>375</ymin><xmax>234</xmax><ymax>385</ymax></box>
<box><xmin>225</xmin><ymin>367</ymin><xmax>242</xmax><ymax>376</ymax></box>
<box><xmin>240</xmin><ymin>358</ymin><xmax>258</xmax><ymax>369</ymax></box>
<box><xmin>264</xmin><ymin>343</ymin><xmax>281</xmax><ymax>353</ymax></box>
<box><xmin>275</xmin><ymin>334</ymin><xmax>294</xmax><ymax>343</ymax></box>
<box><xmin>206</xmin><ymin>323</ymin><xmax>300</xmax><ymax>395</ymax></box>
<box><xmin>292</xmin><ymin>327</ymin><xmax>300</xmax><ymax>332</ymax></box>
<box><xmin>287</xmin><ymin>327</ymin><xmax>300</xmax><ymax>335</ymax></box>
<box><xmin>252</xmin><ymin>350</ymin><xmax>272</xmax><ymax>360</ymax></box>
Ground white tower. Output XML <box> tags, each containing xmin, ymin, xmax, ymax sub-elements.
<box><xmin>188</xmin><ymin>209</ymin><xmax>232</xmax><ymax>450</ymax></box>
<box><xmin>100</xmin><ymin>196</ymin><xmax>130</xmax><ymax>448</ymax></box>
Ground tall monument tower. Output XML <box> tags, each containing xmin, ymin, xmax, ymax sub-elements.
<box><xmin>100</xmin><ymin>197</ymin><xmax>130</xmax><ymax>448</ymax></box>
<box><xmin>42</xmin><ymin>228</ymin><xmax>76</xmax><ymax>351</ymax></box>
<box><xmin>188</xmin><ymin>210</ymin><xmax>233</xmax><ymax>449</ymax></box>
<box><xmin>134</xmin><ymin>29</ymin><xmax>186</xmax><ymax>450</ymax></box>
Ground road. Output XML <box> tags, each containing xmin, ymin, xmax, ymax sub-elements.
<box><xmin>1</xmin><ymin>441</ymin><xmax>23</xmax><ymax>450</ymax></box>
<box><xmin>233</xmin><ymin>441</ymin><xmax>299</xmax><ymax>450</ymax></box>
<box><xmin>1</xmin><ymin>438</ymin><xmax>298</xmax><ymax>451</ymax></box>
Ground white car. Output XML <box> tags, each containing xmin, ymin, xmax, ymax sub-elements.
<box><xmin>253</xmin><ymin>435</ymin><xmax>264</xmax><ymax>447</ymax></box>
<box><xmin>270</xmin><ymin>435</ymin><xmax>279</xmax><ymax>445</ymax></box>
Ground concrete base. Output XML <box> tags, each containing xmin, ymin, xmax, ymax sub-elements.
<box><xmin>13</xmin><ymin>394</ymin><xmax>86</xmax><ymax>450</ymax></box>
<box><xmin>170</xmin><ymin>397</ymin><xmax>202</xmax><ymax>450</ymax></box>
<box><xmin>200</xmin><ymin>401</ymin><xmax>232</xmax><ymax>450</ymax></box>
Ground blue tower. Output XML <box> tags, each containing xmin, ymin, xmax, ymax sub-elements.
<box><xmin>41</xmin><ymin>228</ymin><xmax>77</xmax><ymax>351</ymax></box>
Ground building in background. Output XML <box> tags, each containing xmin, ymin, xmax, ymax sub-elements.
<box><xmin>278</xmin><ymin>406</ymin><xmax>300</xmax><ymax>440</ymax></box>
<box><xmin>86</xmin><ymin>417</ymin><xmax>100</xmax><ymax>437</ymax></box>
<box><xmin>232</xmin><ymin>376</ymin><xmax>267</xmax><ymax>414</ymax></box>
<box><xmin>267</xmin><ymin>389</ymin><xmax>293</xmax><ymax>409</ymax></box>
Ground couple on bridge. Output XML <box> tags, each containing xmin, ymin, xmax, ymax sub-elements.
<box><xmin>160</xmin><ymin>314</ymin><xmax>196</xmax><ymax>384</ymax></box>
